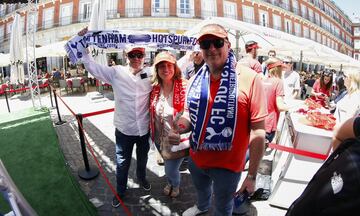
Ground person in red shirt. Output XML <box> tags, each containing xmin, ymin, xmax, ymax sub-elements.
<box><xmin>311</xmin><ymin>69</ymin><xmax>333</xmax><ymax>107</ymax></box>
<box><xmin>263</xmin><ymin>57</ymin><xmax>288</xmax><ymax>144</ymax></box>
<box><xmin>237</xmin><ymin>40</ymin><xmax>263</xmax><ymax>74</ymax></box>
<box><xmin>169</xmin><ymin>24</ymin><xmax>267</xmax><ymax>216</ymax></box>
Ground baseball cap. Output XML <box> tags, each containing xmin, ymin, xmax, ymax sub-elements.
<box><xmin>126</xmin><ymin>46</ymin><xmax>145</xmax><ymax>54</ymax></box>
<box><xmin>245</xmin><ymin>41</ymin><xmax>261</xmax><ymax>50</ymax></box>
<box><xmin>153</xmin><ymin>51</ymin><xmax>176</xmax><ymax>67</ymax></box>
<box><xmin>267</xmin><ymin>61</ymin><xmax>283</xmax><ymax>70</ymax></box>
<box><xmin>197</xmin><ymin>24</ymin><xmax>228</xmax><ymax>42</ymax></box>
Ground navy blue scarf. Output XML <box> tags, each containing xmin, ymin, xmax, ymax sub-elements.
<box><xmin>187</xmin><ymin>51</ymin><xmax>238</xmax><ymax>151</ymax></box>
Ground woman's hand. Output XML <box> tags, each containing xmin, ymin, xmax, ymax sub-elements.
<box><xmin>168</xmin><ymin>128</ymin><xmax>180</xmax><ymax>145</ymax></box>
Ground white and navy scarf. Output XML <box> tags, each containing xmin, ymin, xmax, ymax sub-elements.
<box><xmin>65</xmin><ymin>30</ymin><xmax>197</xmax><ymax>64</ymax></box>
<box><xmin>187</xmin><ymin>51</ymin><xmax>238</xmax><ymax>151</ymax></box>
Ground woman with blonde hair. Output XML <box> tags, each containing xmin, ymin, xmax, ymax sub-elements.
<box><xmin>149</xmin><ymin>51</ymin><xmax>189</xmax><ymax>198</ymax></box>
<box><xmin>334</xmin><ymin>70</ymin><xmax>360</xmax><ymax>123</ymax></box>
<box><xmin>263</xmin><ymin>57</ymin><xmax>288</xmax><ymax>143</ymax></box>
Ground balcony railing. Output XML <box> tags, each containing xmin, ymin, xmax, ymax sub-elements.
<box><xmin>0</xmin><ymin>9</ymin><xmax>6</xmax><ymax>17</ymax></box>
<box><xmin>223</xmin><ymin>13</ymin><xmax>237</xmax><ymax>20</ymax></box>
<box><xmin>176</xmin><ymin>8</ymin><xmax>195</xmax><ymax>18</ymax></box>
<box><xmin>292</xmin><ymin>8</ymin><xmax>299</xmax><ymax>16</ymax></box>
<box><xmin>124</xmin><ymin>8</ymin><xmax>143</xmax><ymax>17</ymax></box>
<box><xmin>106</xmin><ymin>10</ymin><xmax>118</xmax><ymax>19</ymax></box>
<box><xmin>78</xmin><ymin>13</ymin><xmax>91</xmax><ymax>23</ymax></box>
<box><xmin>273</xmin><ymin>25</ymin><xmax>282</xmax><ymax>31</ymax></box>
<box><xmin>201</xmin><ymin>10</ymin><xmax>217</xmax><ymax>19</ymax></box>
<box><xmin>42</xmin><ymin>20</ymin><xmax>54</xmax><ymax>30</ymax></box>
<box><xmin>243</xmin><ymin>17</ymin><xmax>255</xmax><ymax>24</ymax></box>
<box><xmin>151</xmin><ymin>7</ymin><xmax>170</xmax><ymax>17</ymax></box>
<box><xmin>59</xmin><ymin>16</ymin><xmax>72</xmax><ymax>26</ymax></box>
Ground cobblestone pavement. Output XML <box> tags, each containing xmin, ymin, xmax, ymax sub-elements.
<box><xmin>51</xmin><ymin>113</ymin><xmax>203</xmax><ymax>216</ymax></box>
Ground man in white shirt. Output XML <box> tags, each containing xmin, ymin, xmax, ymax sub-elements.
<box><xmin>282</xmin><ymin>56</ymin><xmax>300</xmax><ymax>101</ymax></box>
<box><xmin>78</xmin><ymin>28</ymin><xmax>153</xmax><ymax>208</ymax></box>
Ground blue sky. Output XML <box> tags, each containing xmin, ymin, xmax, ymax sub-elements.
<box><xmin>332</xmin><ymin>0</ymin><xmax>360</xmax><ymax>22</ymax></box>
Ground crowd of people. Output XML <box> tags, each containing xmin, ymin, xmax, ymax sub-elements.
<box><xmin>74</xmin><ymin>24</ymin><xmax>360</xmax><ymax>216</ymax></box>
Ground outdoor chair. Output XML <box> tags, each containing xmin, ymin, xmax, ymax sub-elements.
<box><xmin>58</xmin><ymin>80</ymin><xmax>68</xmax><ymax>95</ymax></box>
<box><xmin>52</xmin><ymin>77</ymin><xmax>60</xmax><ymax>87</ymax></box>
<box><xmin>71</xmin><ymin>78</ymin><xmax>84</xmax><ymax>93</ymax></box>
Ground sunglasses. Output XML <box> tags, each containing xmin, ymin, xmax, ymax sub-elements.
<box><xmin>128</xmin><ymin>53</ymin><xmax>144</xmax><ymax>59</ymax></box>
<box><xmin>283</xmin><ymin>61</ymin><xmax>292</xmax><ymax>64</ymax></box>
<box><xmin>199</xmin><ymin>38</ymin><xmax>225</xmax><ymax>49</ymax></box>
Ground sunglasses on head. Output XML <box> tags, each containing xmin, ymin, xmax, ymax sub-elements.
<box><xmin>199</xmin><ymin>38</ymin><xmax>225</xmax><ymax>49</ymax></box>
<box><xmin>128</xmin><ymin>53</ymin><xmax>144</xmax><ymax>59</ymax></box>
<box><xmin>323</xmin><ymin>71</ymin><xmax>332</xmax><ymax>76</ymax></box>
<box><xmin>283</xmin><ymin>61</ymin><xmax>292</xmax><ymax>64</ymax></box>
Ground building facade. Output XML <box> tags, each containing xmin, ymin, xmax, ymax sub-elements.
<box><xmin>0</xmin><ymin>0</ymin><xmax>357</xmax><ymax>60</ymax></box>
<box><xmin>353</xmin><ymin>22</ymin><xmax>360</xmax><ymax>60</ymax></box>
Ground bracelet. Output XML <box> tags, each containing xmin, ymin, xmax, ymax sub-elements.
<box><xmin>246</xmin><ymin>174</ymin><xmax>256</xmax><ymax>181</ymax></box>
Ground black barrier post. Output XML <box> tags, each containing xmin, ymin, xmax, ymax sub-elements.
<box><xmin>53</xmin><ymin>89</ymin><xmax>66</xmax><ymax>125</ymax></box>
<box><xmin>49</xmin><ymin>87</ymin><xmax>54</xmax><ymax>108</ymax></box>
<box><xmin>4</xmin><ymin>90</ymin><xmax>10</xmax><ymax>113</ymax></box>
<box><xmin>76</xmin><ymin>114</ymin><xmax>99</xmax><ymax>180</ymax></box>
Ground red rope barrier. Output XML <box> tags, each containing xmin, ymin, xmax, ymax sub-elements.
<box><xmin>82</xmin><ymin>108</ymin><xmax>115</xmax><ymax>118</ymax></box>
<box><xmin>268</xmin><ymin>143</ymin><xmax>328</xmax><ymax>160</ymax></box>
<box><xmin>6</xmin><ymin>87</ymin><xmax>29</xmax><ymax>93</ymax></box>
<box><xmin>5</xmin><ymin>83</ymin><xmax>50</xmax><ymax>93</ymax></box>
<box><xmin>76</xmin><ymin>119</ymin><xmax>132</xmax><ymax>216</ymax></box>
<box><xmin>53</xmin><ymin>90</ymin><xmax>77</xmax><ymax>116</ymax></box>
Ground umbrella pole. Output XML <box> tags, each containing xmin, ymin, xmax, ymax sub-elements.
<box><xmin>235</xmin><ymin>30</ymin><xmax>240</xmax><ymax>60</ymax></box>
<box><xmin>5</xmin><ymin>90</ymin><xmax>10</xmax><ymax>113</ymax></box>
<box><xmin>1</xmin><ymin>67</ymin><xmax>4</xmax><ymax>83</ymax></box>
<box><xmin>299</xmin><ymin>51</ymin><xmax>303</xmax><ymax>72</ymax></box>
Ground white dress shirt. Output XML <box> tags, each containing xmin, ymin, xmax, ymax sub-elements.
<box><xmin>283</xmin><ymin>70</ymin><xmax>300</xmax><ymax>100</ymax></box>
<box><xmin>335</xmin><ymin>91</ymin><xmax>360</xmax><ymax>124</ymax></box>
<box><xmin>82</xmin><ymin>53</ymin><xmax>152</xmax><ymax>136</ymax></box>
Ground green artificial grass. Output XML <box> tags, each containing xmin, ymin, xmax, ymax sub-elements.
<box><xmin>0</xmin><ymin>109</ymin><xmax>97</xmax><ymax>216</ymax></box>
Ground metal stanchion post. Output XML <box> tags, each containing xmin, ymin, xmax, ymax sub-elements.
<box><xmin>53</xmin><ymin>89</ymin><xmax>66</xmax><ymax>125</ymax></box>
<box><xmin>76</xmin><ymin>114</ymin><xmax>99</xmax><ymax>180</ymax></box>
<box><xmin>49</xmin><ymin>86</ymin><xmax>54</xmax><ymax>108</ymax></box>
<box><xmin>5</xmin><ymin>90</ymin><xmax>10</xmax><ymax>113</ymax></box>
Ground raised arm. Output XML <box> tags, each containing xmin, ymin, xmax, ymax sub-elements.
<box><xmin>77</xmin><ymin>27</ymin><xmax>117</xmax><ymax>84</ymax></box>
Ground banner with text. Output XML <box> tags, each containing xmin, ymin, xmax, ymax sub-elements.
<box><xmin>65</xmin><ymin>30</ymin><xmax>198</xmax><ymax>64</ymax></box>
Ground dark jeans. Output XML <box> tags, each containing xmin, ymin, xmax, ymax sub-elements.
<box><xmin>189</xmin><ymin>158</ymin><xmax>241</xmax><ymax>216</ymax></box>
<box><xmin>115</xmin><ymin>129</ymin><xmax>150</xmax><ymax>195</ymax></box>
<box><xmin>265</xmin><ymin>131</ymin><xmax>276</xmax><ymax>143</ymax></box>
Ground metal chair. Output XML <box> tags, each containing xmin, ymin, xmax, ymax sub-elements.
<box><xmin>59</xmin><ymin>79</ymin><xmax>68</xmax><ymax>95</ymax></box>
<box><xmin>71</xmin><ymin>78</ymin><xmax>83</xmax><ymax>93</ymax></box>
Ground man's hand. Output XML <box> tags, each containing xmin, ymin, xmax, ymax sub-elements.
<box><xmin>78</xmin><ymin>27</ymin><xmax>88</xmax><ymax>36</ymax></box>
<box><xmin>237</xmin><ymin>175</ymin><xmax>256</xmax><ymax>196</ymax></box>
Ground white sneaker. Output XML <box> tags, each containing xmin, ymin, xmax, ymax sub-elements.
<box><xmin>182</xmin><ymin>205</ymin><xmax>208</xmax><ymax>216</ymax></box>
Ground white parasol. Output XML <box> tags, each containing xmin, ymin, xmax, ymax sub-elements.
<box><xmin>9</xmin><ymin>13</ymin><xmax>25</xmax><ymax>84</ymax></box>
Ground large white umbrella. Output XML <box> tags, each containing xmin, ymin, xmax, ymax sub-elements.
<box><xmin>9</xmin><ymin>13</ymin><xmax>25</xmax><ymax>84</ymax></box>
<box><xmin>0</xmin><ymin>53</ymin><xmax>10</xmax><ymax>67</ymax></box>
<box><xmin>88</xmin><ymin>0</ymin><xmax>108</xmax><ymax>68</ymax></box>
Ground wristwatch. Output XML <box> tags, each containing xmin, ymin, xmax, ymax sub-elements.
<box><xmin>246</xmin><ymin>174</ymin><xmax>256</xmax><ymax>181</ymax></box>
